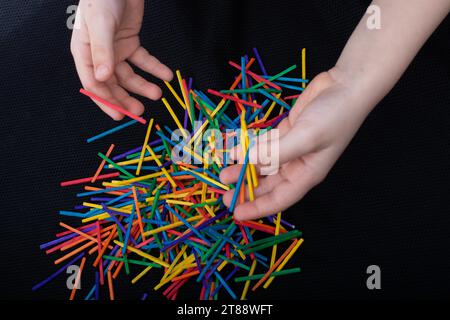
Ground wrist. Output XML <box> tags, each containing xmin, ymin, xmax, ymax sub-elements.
<box><xmin>328</xmin><ymin>65</ymin><xmax>378</xmax><ymax>117</ymax></box>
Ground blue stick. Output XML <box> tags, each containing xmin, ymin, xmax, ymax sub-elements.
<box><xmin>87</xmin><ymin>120</ymin><xmax>138</xmax><ymax>143</ymax></box>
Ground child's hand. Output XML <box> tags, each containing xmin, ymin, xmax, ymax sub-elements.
<box><xmin>221</xmin><ymin>0</ymin><xmax>450</xmax><ymax>220</ymax></box>
<box><xmin>220</xmin><ymin>68</ymin><xmax>366</xmax><ymax>220</ymax></box>
<box><xmin>71</xmin><ymin>0</ymin><xmax>173</xmax><ymax>120</ymax></box>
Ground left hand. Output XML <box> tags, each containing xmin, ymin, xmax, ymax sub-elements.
<box><xmin>220</xmin><ymin>67</ymin><xmax>370</xmax><ymax>220</ymax></box>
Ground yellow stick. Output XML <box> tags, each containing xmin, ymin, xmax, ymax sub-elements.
<box><xmin>143</xmin><ymin>215</ymin><xmax>203</xmax><ymax>236</ymax></box>
<box><xmin>146</xmin><ymin>191</ymin><xmax>201</xmax><ymax>202</ymax></box>
<box><xmin>262</xmin><ymin>93</ymin><xmax>281</xmax><ymax>122</ymax></box>
<box><xmin>270</xmin><ymin>213</ymin><xmax>282</xmax><ymax>267</ymax></box>
<box><xmin>241</xmin><ymin>259</ymin><xmax>257</xmax><ymax>300</ymax></box>
<box><xmin>114</xmin><ymin>171</ymin><xmax>164</xmax><ymax>186</ymax></box>
<box><xmin>241</xmin><ymin>110</ymin><xmax>254</xmax><ymax>199</ymax></box>
<box><xmin>180</xmin><ymin>166</ymin><xmax>230</xmax><ymax>191</ymax></box>
<box><xmin>162</xmin><ymin>245</ymin><xmax>187</xmax><ymax>281</ymax></box>
<box><xmin>188</xmin><ymin>99</ymin><xmax>227</xmax><ymax>146</ymax></box>
<box><xmin>147</xmin><ymin>145</ymin><xmax>177</xmax><ymax>188</ymax></box>
<box><xmin>114</xmin><ymin>240</ymin><xmax>170</xmax><ymax>268</ymax></box>
<box><xmin>263</xmin><ymin>238</ymin><xmax>304</xmax><ymax>288</ymax></box>
<box><xmin>165</xmin><ymin>199</ymin><xmax>195</xmax><ymax>206</ymax></box>
<box><xmin>246</xmin><ymin>165</ymin><xmax>254</xmax><ymax>201</ymax></box>
<box><xmin>109</xmin><ymin>155</ymin><xmax>162</xmax><ymax>167</ymax></box>
<box><xmin>136</xmin><ymin>118</ymin><xmax>154</xmax><ymax>175</ymax></box>
<box><xmin>164</xmin><ymin>80</ymin><xmax>186</xmax><ymax>109</ymax></box>
<box><xmin>154</xmin><ymin>265</ymin><xmax>185</xmax><ymax>290</ymax></box>
<box><xmin>83</xmin><ymin>202</ymin><xmax>133</xmax><ymax>213</ymax></box>
<box><xmin>162</xmin><ymin>98</ymin><xmax>185</xmax><ymax>136</ymax></box>
<box><xmin>203</xmin><ymin>204</ymin><xmax>215</xmax><ymax>217</ymax></box>
<box><xmin>176</xmin><ymin>70</ymin><xmax>188</xmax><ymax>107</ymax></box>
<box><xmin>301</xmin><ymin>48</ymin><xmax>306</xmax><ymax>89</ymax></box>
<box><xmin>171</xmin><ymin>254</ymin><xmax>195</xmax><ymax>275</ymax></box>
<box><xmin>176</xmin><ymin>70</ymin><xmax>193</xmax><ymax>124</ymax></box>
<box><xmin>132</xmin><ymin>266</ymin><xmax>152</xmax><ymax>284</ymax></box>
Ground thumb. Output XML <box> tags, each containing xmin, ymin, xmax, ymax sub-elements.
<box><xmin>87</xmin><ymin>15</ymin><xmax>116</xmax><ymax>82</ymax></box>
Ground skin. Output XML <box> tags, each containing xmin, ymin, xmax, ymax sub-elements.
<box><xmin>220</xmin><ymin>0</ymin><xmax>450</xmax><ymax>220</ymax></box>
<box><xmin>71</xmin><ymin>0</ymin><xmax>173</xmax><ymax>120</ymax></box>
<box><xmin>71</xmin><ymin>0</ymin><xmax>450</xmax><ymax>220</ymax></box>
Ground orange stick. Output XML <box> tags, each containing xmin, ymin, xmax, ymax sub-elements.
<box><xmin>69</xmin><ymin>257</ymin><xmax>86</xmax><ymax>300</ymax></box>
<box><xmin>92</xmin><ymin>144</ymin><xmax>115</xmax><ymax>183</ymax></box>
<box><xmin>91</xmin><ymin>227</ymin><xmax>117</xmax><ymax>261</ymax></box>
<box><xmin>239</xmin><ymin>176</ymin><xmax>246</xmax><ymax>204</ymax></box>
<box><xmin>56</xmin><ymin>230</ymin><xmax>111</xmax><ymax>253</ymax></box>
<box><xmin>59</xmin><ymin>222</ymin><xmax>97</xmax><ymax>243</ymax></box>
<box><xmin>171</xmin><ymin>270</ymin><xmax>200</xmax><ymax>282</ymax></box>
<box><xmin>54</xmin><ymin>240</ymin><xmax>95</xmax><ymax>265</ymax></box>
<box><xmin>96</xmin><ymin>221</ymin><xmax>104</xmax><ymax>285</ymax></box>
<box><xmin>251</xmin><ymin>239</ymin><xmax>298</xmax><ymax>291</ymax></box>
<box><xmin>107</xmin><ymin>271</ymin><xmax>115</xmax><ymax>300</ymax></box>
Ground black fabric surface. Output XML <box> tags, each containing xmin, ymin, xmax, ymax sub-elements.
<box><xmin>0</xmin><ymin>0</ymin><xmax>449</xmax><ymax>300</ymax></box>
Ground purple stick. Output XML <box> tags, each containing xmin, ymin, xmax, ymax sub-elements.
<box><xmin>40</xmin><ymin>226</ymin><xmax>96</xmax><ymax>250</ymax></box>
<box><xmin>112</xmin><ymin>139</ymin><xmax>162</xmax><ymax>161</ymax></box>
<box><xmin>32</xmin><ymin>253</ymin><xmax>84</xmax><ymax>291</ymax></box>
<box><xmin>253</xmin><ymin>47</ymin><xmax>268</xmax><ymax>76</ymax></box>
<box><xmin>183</xmin><ymin>107</ymin><xmax>188</xmax><ymax>129</ymax></box>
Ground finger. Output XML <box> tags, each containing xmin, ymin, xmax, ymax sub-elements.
<box><xmin>233</xmin><ymin>176</ymin><xmax>313</xmax><ymax>220</ymax></box>
<box><xmin>222</xmin><ymin>173</ymin><xmax>283</xmax><ymax>207</ymax></box>
<box><xmin>246</xmin><ymin>120</ymin><xmax>319</xmax><ymax>171</ymax></box>
<box><xmin>72</xmin><ymin>40</ymin><xmax>125</xmax><ymax>120</ymax></box>
<box><xmin>108</xmin><ymin>82</ymin><xmax>145</xmax><ymax>116</ymax></box>
<box><xmin>220</xmin><ymin>164</ymin><xmax>243</xmax><ymax>185</ymax></box>
<box><xmin>277</xmin><ymin>121</ymin><xmax>320</xmax><ymax>164</ymax></box>
<box><xmin>115</xmin><ymin>62</ymin><xmax>163</xmax><ymax>100</ymax></box>
<box><xmin>129</xmin><ymin>47</ymin><xmax>173</xmax><ymax>81</ymax></box>
<box><xmin>86</xmin><ymin>13</ymin><xmax>116</xmax><ymax>81</ymax></box>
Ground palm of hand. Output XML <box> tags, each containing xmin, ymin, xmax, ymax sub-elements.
<box><xmin>72</xmin><ymin>0</ymin><xmax>173</xmax><ymax>120</ymax></box>
<box><xmin>221</xmin><ymin>71</ymin><xmax>353</xmax><ymax>220</ymax></box>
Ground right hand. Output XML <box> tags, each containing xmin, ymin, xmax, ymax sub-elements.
<box><xmin>71</xmin><ymin>0</ymin><xmax>173</xmax><ymax>120</ymax></box>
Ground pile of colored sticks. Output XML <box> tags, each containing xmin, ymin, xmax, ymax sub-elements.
<box><xmin>34</xmin><ymin>48</ymin><xmax>307</xmax><ymax>300</ymax></box>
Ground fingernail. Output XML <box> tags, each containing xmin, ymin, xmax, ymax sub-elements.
<box><xmin>95</xmin><ymin>65</ymin><xmax>109</xmax><ymax>80</ymax></box>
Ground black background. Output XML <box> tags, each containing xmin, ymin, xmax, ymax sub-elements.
<box><xmin>0</xmin><ymin>0</ymin><xmax>449</xmax><ymax>300</ymax></box>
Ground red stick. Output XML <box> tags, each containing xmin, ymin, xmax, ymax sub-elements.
<box><xmin>80</xmin><ymin>88</ymin><xmax>147</xmax><ymax>125</ymax></box>
<box><xmin>228</xmin><ymin>61</ymin><xmax>282</xmax><ymax>90</ymax></box>
<box><xmin>60</xmin><ymin>172</ymin><xmax>120</xmax><ymax>187</ymax></box>
<box><xmin>284</xmin><ymin>94</ymin><xmax>300</xmax><ymax>100</ymax></box>
<box><xmin>207</xmin><ymin>89</ymin><xmax>263</xmax><ymax>109</ymax></box>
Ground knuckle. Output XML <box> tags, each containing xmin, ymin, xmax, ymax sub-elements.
<box><xmin>135</xmin><ymin>77</ymin><xmax>147</xmax><ymax>89</ymax></box>
<box><xmin>302</xmin><ymin>127</ymin><xmax>324</xmax><ymax>152</ymax></box>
